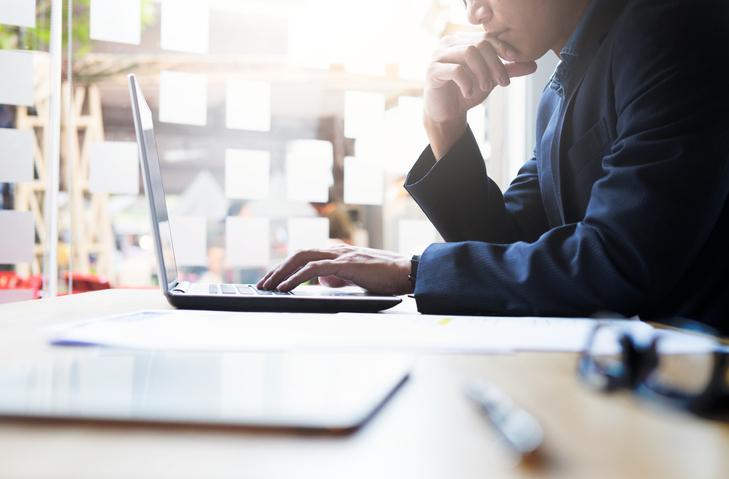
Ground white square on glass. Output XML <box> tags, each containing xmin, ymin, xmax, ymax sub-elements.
<box><xmin>0</xmin><ymin>128</ymin><xmax>33</xmax><ymax>183</ymax></box>
<box><xmin>285</xmin><ymin>140</ymin><xmax>333</xmax><ymax>203</ymax></box>
<box><xmin>169</xmin><ymin>216</ymin><xmax>207</xmax><ymax>267</ymax></box>
<box><xmin>90</xmin><ymin>0</ymin><xmax>141</xmax><ymax>45</ymax></box>
<box><xmin>160</xmin><ymin>0</ymin><xmax>210</xmax><ymax>54</ymax></box>
<box><xmin>467</xmin><ymin>104</ymin><xmax>487</xmax><ymax>143</ymax></box>
<box><xmin>226</xmin><ymin>217</ymin><xmax>270</xmax><ymax>268</ymax></box>
<box><xmin>0</xmin><ymin>0</ymin><xmax>36</xmax><ymax>28</ymax></box>
<box><xmin>398</xmin><ymin>219</ymin><xmax>438</xmax><ymax>256</ymax></box>
<box><xmin>287</xmin><ymin>217</ymin><xmax>329</xmax><ymax>254</ymax></box>
<box><xmin>343</xmin><ymin>156</ymin><xmax>384</xmax><ymax>206</ymax></box>
<box><xmin>0</xmin><ymin>210</ymin><xmax>34</xmax><ymax>264</ymax></box>
<box><xmin>159</xmin><ymin>71</ymin><xmax>207</xmax><ymax>126</ymax></box>
<box><xmin>226</xmin><ymin>79</ymin><xmax>271</xmax><ymax>132</ymax></box>
<box><xmin>344</xmin><ymin>91</ymin><xmax>385</xmax><ymax>139</ymax></box>
<box><xmin>88</xmin><ymin>141</ymin><xmax>140</xmax><ymax>195</ymax></box>
<box><xmin>225</xmin><ymin>149</ymin><xmax>270</xmax><ymax>200</ymax></box>
<box><xmin>0</xmin><ymin>50</ymin><xmax>34</xmax><ymax>106</ymax></box>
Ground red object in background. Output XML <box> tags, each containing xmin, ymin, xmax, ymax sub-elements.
<box><xmin>0</xmin><ymin>272</ymin><xmax>111</xmax><ymax>299</ymax></box>
<box><xmin>63</xmin><ymin>273</ymin><xmax>111</xmax><ymax>294</ymax></box>
<box><xmin>0</xmin><ymin>272</ymin><xmax>43</xmax><ymax>299</ymax></box>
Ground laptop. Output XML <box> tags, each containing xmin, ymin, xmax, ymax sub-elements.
<box><xmin>129</xmin><ymin>74</ymin><xmax>401</xmax><ymax>313</ymax></box>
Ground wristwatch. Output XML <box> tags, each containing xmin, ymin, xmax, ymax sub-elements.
<box><xmin>408</xmin><ymin>255</ymin><xmax>420</xmax><ymax>293</ymax></box>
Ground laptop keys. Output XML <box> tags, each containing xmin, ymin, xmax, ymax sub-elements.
<box><xmin>207</xmin><ymin>284</ymin><xmax>291</xmax><ymax>296</ymax></box>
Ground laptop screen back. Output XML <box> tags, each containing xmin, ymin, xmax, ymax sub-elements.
<box><xmin>130</xmin><ymin>75</ymin><xmax>179</xmax><ymax>291</ymax></box>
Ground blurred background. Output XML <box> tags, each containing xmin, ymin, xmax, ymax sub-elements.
<box><xmin>0</xmin><ymin>0</ymin><xmax>557</xmax><ymax>299</ymax></box>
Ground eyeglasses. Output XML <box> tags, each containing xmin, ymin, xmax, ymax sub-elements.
<box><xmin>578</xmin><ymin>321</ymin><xmax>729</xmax><ymax>420</ymax></box>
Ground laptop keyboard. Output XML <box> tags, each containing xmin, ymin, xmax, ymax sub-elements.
<box><xmin>208</xmin><ymin>284</ymin><xmax>292</xmax><ymax>296</ymax></box>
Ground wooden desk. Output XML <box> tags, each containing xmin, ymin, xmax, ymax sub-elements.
<box><xmin>0</xmin><ymin>290</ymin><xmax>727</xmax><ymax>479</ymax></box>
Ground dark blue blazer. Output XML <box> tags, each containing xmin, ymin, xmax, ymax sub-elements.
<box><xmin>405</xmin><ymin>0</ymin><xmax>729</xmax><ymax>332</ymax></box>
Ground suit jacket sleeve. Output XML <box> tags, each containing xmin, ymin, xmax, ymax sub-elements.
<box><xmin>404</xmin><ymin>127</ymin><xmax>549</xmax><ymax>244</ymax></box>
<box><xmin>405</xmin><ymin>5</ymin><xmax>729</xmax><ymax>317</ymax></box>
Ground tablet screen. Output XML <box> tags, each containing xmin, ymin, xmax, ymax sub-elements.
<box><xmin>0</xmin><ymin>350</ymin><xmax>410</xmax><ymax>432</ymax></box>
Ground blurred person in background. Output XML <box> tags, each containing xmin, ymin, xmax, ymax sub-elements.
<box><xmin>258</xmin><ymin>0</ymin><xmax>729</xmax><ymax>334</ymax></box>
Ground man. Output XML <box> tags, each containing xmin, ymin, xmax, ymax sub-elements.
<box><xmin>259</xmin><ymin>0</ymin><xmax>729</xmax><ymax>332</ymax></box>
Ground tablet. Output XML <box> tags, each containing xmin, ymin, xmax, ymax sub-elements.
<box><xmin>0</xmin><ymin>350</ymin><xmax>410</xmax><ymax>433</ymax></box>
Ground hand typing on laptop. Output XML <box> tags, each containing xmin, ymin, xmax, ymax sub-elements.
<box><xmin>257</xmin><ymin>245</ymin><xmax>412</xmax><ymax>296</ymax></box>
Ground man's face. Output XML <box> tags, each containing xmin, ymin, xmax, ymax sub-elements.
<box><xmin>465</xmin><ymin>0</ymin><xmax>582</xmax><ymax>61</ymax></box>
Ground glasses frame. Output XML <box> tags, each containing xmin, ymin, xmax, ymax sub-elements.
<box><xmin>578</xmin><ymin>322</ymin><xmax>729</xmax><ymax>420</ymax></box>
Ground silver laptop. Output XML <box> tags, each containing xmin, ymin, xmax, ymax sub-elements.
<box><xmin>129</xmin><ymin>74</ymin><xmax>401</xmax><ymax>313</ymax></box>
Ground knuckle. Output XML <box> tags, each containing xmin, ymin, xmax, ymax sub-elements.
<box><xmin>465</xmin><ymin>45</ymin><xmax>480</xmax><ymax>59</ymax></box>
<box><xmin>475</xmin><ymin>41</ymin><xmax>490</xmax><ymax>54</ymax></box>
<box><xmin>292</xmin><ymin>249</ymin><xmax>308</xmax><ymax>261</ymax></box>
<box><xmin>309</xmin><ymin>260</ymin><xmax>327</xmax><ymax>270</ymax></box>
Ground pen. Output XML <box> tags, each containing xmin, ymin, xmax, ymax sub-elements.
<box><xmin>465</xmin><ymin>380</ymin><xmax>544</xmax><ymax>460</ymax></box>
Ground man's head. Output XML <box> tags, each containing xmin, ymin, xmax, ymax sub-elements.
<box><xmin>464</xmin><ymin>0</ymin><xmax>589</xmax><ymax>61</ymax></box>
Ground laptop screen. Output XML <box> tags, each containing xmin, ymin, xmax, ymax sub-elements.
<box><xmin>130</xmin><ymin>76</ymin><xmax>179</xmax><ymax>290</ymax></box>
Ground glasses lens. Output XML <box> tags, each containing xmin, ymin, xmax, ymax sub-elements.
<box><xmin>581</xmin><ymin>326</ymin><xmax>625</xmax><ymax>389</ymax></box>
<box><xmin>649</xmin><ymin>352</ymin><xmax>715</xmax><ymax>396</ymax></box>
<box><xmin>645</xmin><ymin>333</ymin><xmax>720</xmax><ymax>396</ymax></box>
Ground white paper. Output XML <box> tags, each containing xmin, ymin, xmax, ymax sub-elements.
<box><xmin>398</xmin><ymin>219</ymin><xmax>438</xmax><ymax>256</ymax></box>
<box><xmin>89</xmin><ymin>0</ymin><xmax>141</xmax><ymax>45</ymax></box>
<box><xmin>158</xmin><ymin>71</ymin><xmax>207</xmax><ymax>126</ymax></box>
<box><xmin>355</xmin><ymin>96</ymin><xmax>428</xmax><ymax>176</ymax></box>
<box><xmin>226</xmin><ymin>217</ymin><xmax>270</xmax><ymax>268</ymax></box>
<box><xmin>226</xmin><ymin>79</ymin><xmax>271</xmax><ymax>132</ymax></box>
<box><xmin>287</xmin><ymin>217</ymin><xmax>329</xmax><ymax>253</ymax></box>
<box><xmin>88</xmin><ymin>141</ymin><xmax>139</xmax><ymax>195</ymax></box>
<box><xmin>0</xmin><ymin>0</ymin><xmax>35</xmax><ymax>28</ymax></box>
<box><xmin>50</xmin><ymin>307</ymin><xmax>708</xmax><ymax>355</ymax></box>
<box><xmin>285</xmin><ymin>140</ymin><xmax>333</xmax><ymax>203</ymax></box>
<box><xmin>225</xmin><ymin>149</ymin><xmax>270</xmax><ymax>200</ymax></box>
<box><xmin>160</xmin><ymin>0</ymin><xmax>209</xmax><ymax>54</ymax></box>
<box><xmin>0</xmin><ymin>128</ymin><xmax>33</xmax><ymax>183</ymax></box>
<box><xmin>175</xmin><ymin>170</ymin><xmax>228</xmax><ymax>222</ymax></box>
<box><xmin>0</xmin><ymin>50</ymin><xmax>34</xmax><ymax>106</ymax></box>
<box><xmin>344</xmin><ymin>91</ymin><xmax>385</xmax><ymax>139</ymax></box>
<box><xmin>0</xmin><ymin>210</ymin><xmax>34</xmax><ymax>264</ymax></box>
<box><xmin>168</xmin><ymin>216</ymin><xmax>207</xmax><ymax>267</ymax></box>
<box><xmin>343</xmin><ymin>156</ymin><xmax>383</xmax><ymax>205</ymax></box>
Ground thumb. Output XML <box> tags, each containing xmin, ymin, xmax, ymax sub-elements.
<box><xmin>505</xmin><ymin>61</ymin><xmax>538</xmax><ymax>78</ymax></box>
<box><xmin>319</xmin><ymin>275</ymin><xmax>351</xmax><ymax>288</ymax></box>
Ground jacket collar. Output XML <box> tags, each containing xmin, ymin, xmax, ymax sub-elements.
<box><xmin>553</xmin><ymin>0</ymin><xmax>630</xmax><ymax>95</ymax></box>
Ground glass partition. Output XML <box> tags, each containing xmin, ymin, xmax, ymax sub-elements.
<box><xmin>0</xmin><ymin>1</ymin><xmax>52</xmax><ymax>301</ymax></box>
<box><xmin>1</xmin><ymin>0</ymin><xmax>531</xmax><ymax>295</ymax></box>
